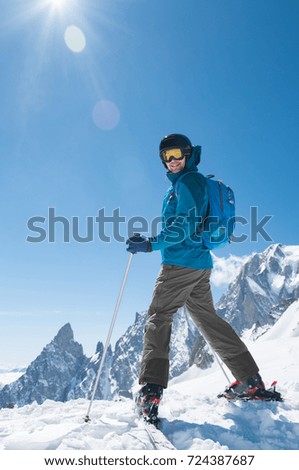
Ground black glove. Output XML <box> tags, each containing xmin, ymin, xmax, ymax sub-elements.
<box><xmin>126</xmin><ymin>233</ymin><xmax>152</xmax><ymax>254</ymax></box>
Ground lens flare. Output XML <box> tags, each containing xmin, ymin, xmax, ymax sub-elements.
<box><xmin>64</xmin><ymin>25</ymin><xmax>86</xmax><ymax>53</ymax></box>
<box><xmin>92</xmin><ymin>100</ymin><xmax>120</xmax><ymax>131</ymax></box>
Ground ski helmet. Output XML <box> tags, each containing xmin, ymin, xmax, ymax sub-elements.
<box><xmin>159</xmin><ymin>134</ymin><xmax>193</xmax><ymax>166</ymax></box>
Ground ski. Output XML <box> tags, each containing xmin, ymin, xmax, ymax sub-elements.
<box><xmin>218</xmin><ymin>380</ymin><xmax>283</xmax><ymax>402</ymax></box>
<box><xmin>137</xmin><ymin>416</ymin><xmax>176</xmax><ymax>450</ymax></box>
<box><xmin>134</xmin><ymin>394</ymin><xmax>176</xmax><ymax>450</ymax></box>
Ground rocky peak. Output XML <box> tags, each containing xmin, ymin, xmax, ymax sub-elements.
<box><xmin>0</xmin><ymin>323</ymin><xmax>86</xmax><ymax>408</ymax></box>
<box><xmin>217</xmin><ymin>244</ymin><xmax>299</xmax><ymax>333</ymax></box>
<box><xmin>53</xmin><ymin>323</ymin><xmax>74</xmax><ymax>346</ymax></box>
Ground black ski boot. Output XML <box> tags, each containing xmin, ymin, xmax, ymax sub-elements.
<box><xmin>219</xmin><ymin>373</ymin><xmax>283</xmax><ymax>401</ymax></box>
<box><xmin>224</xmin><ymin>373</ymin><xmax>265</xmax><ymax>400</ymax></box>
<box><xmin>135</xmin><ymin>383</ymin><xmax>163</xmax><ymax>428</ymax></box>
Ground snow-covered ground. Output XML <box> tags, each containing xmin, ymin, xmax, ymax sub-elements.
<box><xmin>0</xmin><ymin>301</ymin><xmax>299</xmax><ymax>451</ymax></box>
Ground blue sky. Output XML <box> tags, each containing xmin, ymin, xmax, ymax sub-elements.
<box><xmin>0</xmin><ymin>0</ymin><xmax>298</xmax><ymax>367</ymax></box>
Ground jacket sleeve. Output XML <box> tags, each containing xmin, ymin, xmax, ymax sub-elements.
<box><xmin>150</xmin><ymin>173</ymin><xmax>208</xmax><ymax>251</ymax></box>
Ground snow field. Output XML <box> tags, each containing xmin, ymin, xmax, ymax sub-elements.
<box><xmin>0</xmin><ymin>301</ymin><xmax>299</xmax><ymax>451</ymax></box>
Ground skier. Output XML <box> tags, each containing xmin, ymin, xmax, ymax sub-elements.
<box><xmin>126</xmin><ymin>134</ymin><xmax>266</xmax><ymax>424</ymax></box>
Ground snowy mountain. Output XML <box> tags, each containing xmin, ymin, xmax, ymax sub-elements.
<box><xmin>217</xmin><ymin>244</ymin><xmax>299</xmax><ymax>333</ymax></box>
<box><xmin>0</xmin><ymin>323</ymin><xmax>87</xmax><ymax>408</ymax></box>
<box><xmin>1</xmin><ymin>244</ymin><xmax>298</xmax><ymax>409</ymax></box>
<box><xmin>65</xmin><ymin>341</ymin><xmax>113</xmax><ymax>401</ymax></box>
<box><xmin>0</xmin><ymin>308</ymin><xmax>205</xmax><ymax>407</ymax></box>
<box><xmin>1</xmin><ymin>299</ymin><xmax>299</xmax><ymax>451</ymax></box>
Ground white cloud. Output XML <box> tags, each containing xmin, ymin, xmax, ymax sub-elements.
<box><xmin>211</xmin><ymin>253</ymin><xmax>250</xmax><ymax>288</ymax></box>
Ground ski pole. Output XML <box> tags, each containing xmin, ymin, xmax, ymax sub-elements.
<box><xmin>200</xmin><ymin>331</ymin><xmax>231</xmax><ymax>384</ymax></box>
<box><xmin>84</xmin><ymin>253</ymin><xmax>134</xmax><ymax>422</ymax></box>
<box><xmin>211</xmin><ymin>348</ymin><xmax>231</xmax><ymax>384</ymax></box>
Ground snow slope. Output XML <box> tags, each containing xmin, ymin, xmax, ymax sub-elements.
<box><xmin>0</xmin><ymin>301</ymin><xmax>299</xmax><ymax>451</ymax></box>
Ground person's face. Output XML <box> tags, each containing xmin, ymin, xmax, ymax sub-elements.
<box><xmin>165</xmin><ymin>156</ymin><xmax>186</xmax><ymax>173</ymax></box>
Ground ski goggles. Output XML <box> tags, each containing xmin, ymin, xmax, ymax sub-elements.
<box><xmin>160</xmin><ymin>147</ymin><xmax>191</xmax><ymax>163</ymax></box>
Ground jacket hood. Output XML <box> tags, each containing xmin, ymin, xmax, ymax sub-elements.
<box><xmin>185</xmin><ymin>145</ymin><xmax>201</xmax><ymax>170</ymax></box>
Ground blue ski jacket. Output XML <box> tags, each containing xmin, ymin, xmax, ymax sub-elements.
<box><xmin>151</xmin><ymin>146</ymin><xmax>213</xmax><ymax>270</ymax></box>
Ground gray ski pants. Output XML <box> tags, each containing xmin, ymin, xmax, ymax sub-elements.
<box><xmin>139</xmin><ymin>265</ymin><xmax>259</xmax><ymax>388</ymax></box>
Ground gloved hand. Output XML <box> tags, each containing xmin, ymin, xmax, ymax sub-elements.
<box><xmin>126</xmin><ymin>233</ymin><xmax>152</xmax><ymax>254</ymax></box>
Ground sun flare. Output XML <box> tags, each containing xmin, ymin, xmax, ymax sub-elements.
<box><xmin>48</xmin><ymin>0</ymin><xmax>67</xmax><ymax>10</ymax></box>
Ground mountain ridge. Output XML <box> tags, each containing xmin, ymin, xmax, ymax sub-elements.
<box><xmin>1</xmin><ymin>243</ymin><xmax>298</xmax><ymax>408</ymax></box>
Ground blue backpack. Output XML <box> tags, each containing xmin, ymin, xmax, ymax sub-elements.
<box><xmin>200</xmin><ymin>175</ymin><xmax>235</xmax><ymax>249</ymax></box>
